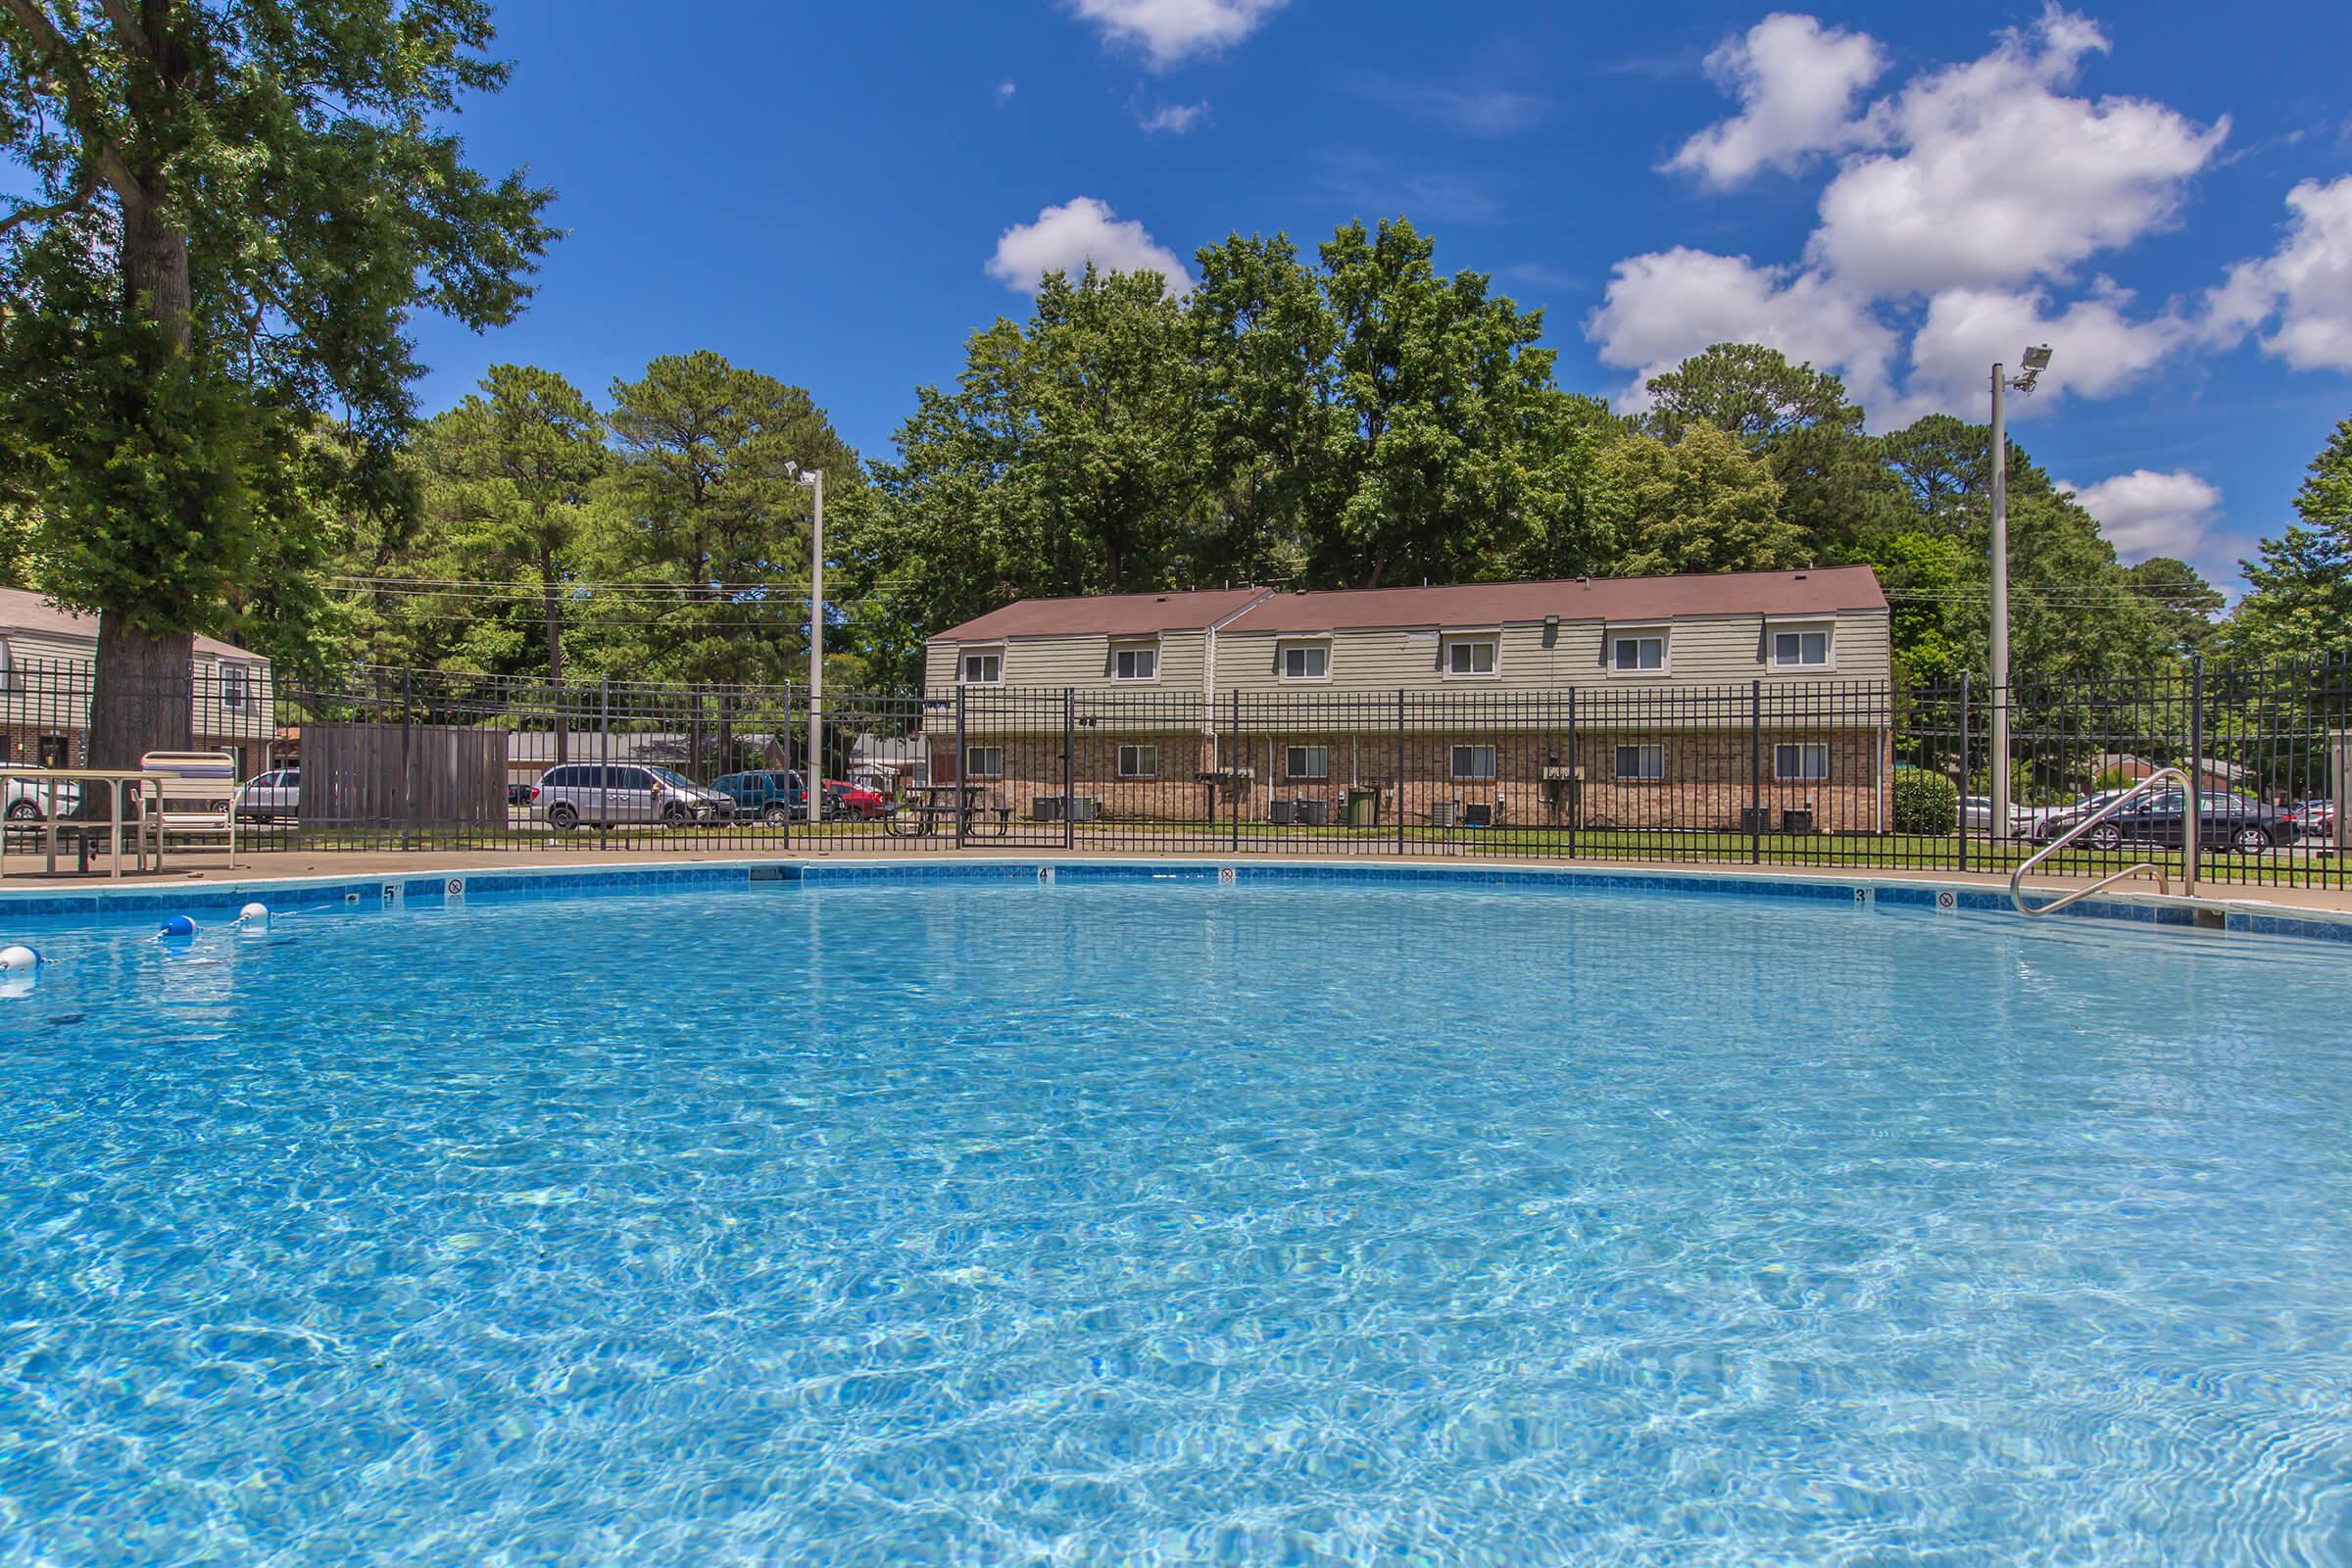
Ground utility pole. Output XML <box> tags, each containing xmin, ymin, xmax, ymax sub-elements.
<box><xmin>789</xmin><ymin>464</ymin><xmax>824</xmax><ymax>823</ymax></box>
<box><xmin>1988</xmin><ymin>344</ymin><xmax>2051</xmax><ymax>844</ymax></box>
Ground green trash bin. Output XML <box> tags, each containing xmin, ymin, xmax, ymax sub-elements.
<box><xmin>1346</xmin><ymin>787</ymin><xmax>1380</xmax><ymax>827</ymax></box>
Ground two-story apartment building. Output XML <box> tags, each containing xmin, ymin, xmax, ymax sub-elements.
<box><xmin>0</xmin><ymin>587</ymin><xmax>276</xmax><ymax>777</ymax></box>
<box><xmin>923</xmin><ymin>567</ymin><xmax>1893</xmax><ymax>833</ymax></box>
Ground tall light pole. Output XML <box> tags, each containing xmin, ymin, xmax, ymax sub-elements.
<box><xmin>788</xmin><ymin>463</ymin><xmax>824</xmax><ymax>823</ymax></box>
<box><xmin>1988</xmin><ymin>344</ymin><xmax>2051</xmax><ymax>842</ymax></box>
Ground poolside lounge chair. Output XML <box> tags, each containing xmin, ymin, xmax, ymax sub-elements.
<box><xmin>141</xmin><ymin>750</ymin><xmax>239</xmax><ymax>866</ymax></box>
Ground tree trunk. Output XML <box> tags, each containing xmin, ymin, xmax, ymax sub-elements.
<box><xmin>85</xmin><ymin>616</ymin><xmax>194</xmax><ymax>770</ymax></box>
<box><xmin>83</xmin><ymin>190</ymin><xmax>199</xmax><ymax>800</ymax></box>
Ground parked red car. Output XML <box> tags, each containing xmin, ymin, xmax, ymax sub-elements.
<box><xmin>2288</xmin><ymin>799</ymin><xmax>2338</xmax><ymax>839</ymax></box>
<box><xmin>823</xmin><ymin>780</ymin><xmax>889</xmax><ymax>820</ymax></box>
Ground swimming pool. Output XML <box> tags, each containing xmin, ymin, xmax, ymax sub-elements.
<box><xmin>2</xmin><ymin>872</ymin><xmax>2347</xmax><ymax>1564</ymax></box>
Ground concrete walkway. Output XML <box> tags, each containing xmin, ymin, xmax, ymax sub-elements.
<box><xmin>9</xmin><ymin>841</ymin><xmax>2350</xmax><ymax>918</ymax></box>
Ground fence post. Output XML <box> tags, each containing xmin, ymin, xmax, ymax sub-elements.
<box><xmin>2186</xmin><ymin>654</ymin><xmax>2204</xmax><ymax>896</ymax></box>
<box><xmin>400</xmin><ymin>665</ymin><xmax>414</xmax><ymax>851</ymax></box>
<box><xmin>1396</xmin><ymin>690</ymin><xmax>1407</xmax><ymax>858</ymax></box>
<box><xmin>780</xmin><ymin>679</ymin><xmax>792</xmax><ymax>854</ymax></box>
<box><xmin>1063</xmin><ymin>687</ymin><xmax>1075</xmax><ymax>854</ymax></box>
<box><xmin>1565</xmin><ymin>686</ymin><xmax>1578</xmax><ymax>860</ymax></box>
<box><xmin>955</xmin><ymin>684</ymin><xmax>968</xmax><ymax>851</ymax></box>
<box><xmin>1229</xmin><ymin>689</ymin><xmax>1242</xmax><ymax>854</ymax></box>
<box><xmin>1956</xmin><ymin>672</ymin><xmax>1971</xmax><ymax>874</ymax></box>
<box><xmin>1749</xmin><ymin>677</ymin><xmax>1763</xmax><ymax>865</ymax></box>
<box><xmin>599</xmin><ymin>675</ymin><xmax>611</xmax><ymax>770</ymax></box>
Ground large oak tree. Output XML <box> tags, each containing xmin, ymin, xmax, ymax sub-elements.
<box><xmin>0</xmin><ymin>0</ymin><xmax>553</xmax><ymax>767</ymax></box>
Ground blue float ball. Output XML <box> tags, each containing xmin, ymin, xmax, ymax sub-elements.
<box><xmin>158</xmin><ymin>914</ymin><xmax>197</xmax><ymax>939</ymax></box>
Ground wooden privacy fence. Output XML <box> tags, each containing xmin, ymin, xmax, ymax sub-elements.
<box><xmin>301</xmin><ymin>721</ymin><xmax>508</xmax><ymax>828</ymax></box>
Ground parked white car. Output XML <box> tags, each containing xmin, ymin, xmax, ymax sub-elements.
<box><xmin>235</xmin><ymin>768</ymin><xmax>300</xmax><ymax>823</ymax></box>
<box><xmin>1959</xmin><ymin>796</ymin><xmax>2032</xmax><ymax>834</ymax></box>
<box><xmin>2</xmin><ymin>777</ymin><xmax>81</xmax><ymax>821</ymax></box>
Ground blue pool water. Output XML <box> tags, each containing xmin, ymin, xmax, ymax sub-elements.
<box><xmin>1</xmin><ymin>878</ymin><xmax>2348</xmax><ymax>1565</ymax></box>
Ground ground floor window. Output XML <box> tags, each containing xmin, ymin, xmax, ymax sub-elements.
<box><xmin>1451</xmin><ymin>744</ymin><xmax>1497</xmax><ymax>781</ymax></box>
<box><xmin>1775</xmin><ymin>742</ymin><xmax>1830</xmax><ymax>781</ymax></box>
<box><xmin>1615</xmin><ymin>744</ymin><xmax>1665</xmax><ymax>781</ymax></box>
<box><xmin>1285</xmin><ymin>744</ymin><xmax>1329</xmax><ymax>781</ymax></box>
<box><xmin>964</xmin><ymin>745</ymin><xmax>1004</xmax><ymax>779</ymax></box>
<box><xmin>1116</xmin><ymin>743</ymin><xmax>1157</xmax><ymax>779</ymax></box>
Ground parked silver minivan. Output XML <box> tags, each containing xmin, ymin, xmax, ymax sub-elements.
<box><xmin>530</xmin><ymin>762</ymin><xmax>731</xmax><ymax>829</ymax></box>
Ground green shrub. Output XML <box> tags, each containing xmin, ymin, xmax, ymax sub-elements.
<box><xmin>1893</xmin><ymin>768</ymin><xmax>1959</xmax><ymax>835</ymax></box>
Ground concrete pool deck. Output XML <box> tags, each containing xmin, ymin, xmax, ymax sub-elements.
<box><xmin>4</xmin><ymin>842</ymin><xmax>2349</xmax><ymax>926</ymax></box>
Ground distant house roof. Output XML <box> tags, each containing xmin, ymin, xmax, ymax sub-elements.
<box><xmin>0</xmin><ymin>586</ymin><xmax>267</xmax><ymax>662</ymax></box>
<box><xmin>931</xmin><ymin>587</ymin><xmax>1270</xmax><ymax>642</ymax></box>
<box><xmin>1220</xmin><ymin>566</ymin><xmax>1886</xmax><ymax>636</ymax></box>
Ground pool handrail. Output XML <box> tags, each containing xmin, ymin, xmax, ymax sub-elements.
<box><xmin>2010</xmin><ymin>765</ymin><xmax>2191</xmax><ymax>917</ymax></box>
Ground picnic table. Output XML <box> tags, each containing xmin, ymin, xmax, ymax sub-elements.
<box><xmin>0</xmin><ymin>768</ymin><xmax>166</xmax><ymax>878</ymax></box>
<box><xmin>885</xmin><ymin>782</ymin><xmax>1011</xmax><ymax>838</ymax></box>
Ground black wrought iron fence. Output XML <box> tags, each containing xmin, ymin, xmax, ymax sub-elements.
<box><xmin>0</xmin><ymin>656</ymin><xmax>2343</xmax><ymax>887</ymax></box>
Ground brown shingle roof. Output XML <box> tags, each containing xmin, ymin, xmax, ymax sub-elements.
<box><xmin>0</xmin><ymin>586</ymin><xmax>267</xmax><ymax>662</ymax></box>
<box><xmin>931</xmin><ymin>587</ymin><xmax>1270</xmax><ymax>642</ymax></box>
<box><xmin>1219</xmin><ymin>566</ymin><xmax>1885</xmax><ymax>635</ymax></box>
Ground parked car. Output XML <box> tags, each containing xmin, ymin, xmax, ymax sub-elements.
<box><xmin>508</xmin><ymin>781</ymin><xmax>534</xmax><ymax>808</ymax></box>
<box><xmin>2040</xmin><ymin>788</ymin><xmax>2299</xmax><ymax>854</ymax></box>
<box><xmin>1959</xmin><ymin>796</ymin><xmax>2032</xmax><ymax>834</ymax></box>
<box><xmin>530</xmin><ymin>762</ymin><xmax>733</xmax><ymax>829</ymax></box>
<box><xmin>824</xmin><ymin>779</ymin><xmax>889</xmax><ymax>820</ymax></box>
<box><xmin>710</xmin><ymin>769</ymin><xmax>819</xmax><ymax>824</ymax></box>
<box><xmin>2287</xmin><ymin>798</ymin><xmax>2338</xmax><ymax>839</ymax></box>
<box><xmin>3</xmin><ymin>776</ymin><xmax>81</xmax><ymax>821</ymax></box>
<box><xmin>2022</xmin><ymin>788</ymin><xmax>2135</xmax><ymax>843</ymax></box>
<box><xmin>233</xmin><ymin>768</ymin><xmax>300</xmax><ymax>823</ymax></box>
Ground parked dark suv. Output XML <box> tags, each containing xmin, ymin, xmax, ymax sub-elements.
<box><xmin>710</xmin><ymin>770</ymin><xmax>818</xmax><ymax>825</ymax></box>
<box><xmin>2047</xmin><ymin>788</ymin><xmax>2299</xmax><ymax>855</ymax></box>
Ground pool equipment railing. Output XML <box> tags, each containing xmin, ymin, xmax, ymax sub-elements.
<box><xmin>2011</xmin><ymin>766</ymin><xmax>2193</xmax><ymax>917</ymax></box>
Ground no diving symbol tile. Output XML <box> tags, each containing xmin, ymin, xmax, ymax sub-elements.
<box><xmin>1936</xmin><ymin>890</ymin><xmax>1958</xmax><ymax>912</ymax></box>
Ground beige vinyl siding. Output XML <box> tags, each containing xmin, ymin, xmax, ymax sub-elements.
<box><xmin>929</xmin><ymin>629</ymin><xmax>1211</xmax><ymax>692</ymax></box>
<box><xmin>1216</xmin><ymin>609</ymin><xmax>1890</xmax><ymax>696</ymax></box>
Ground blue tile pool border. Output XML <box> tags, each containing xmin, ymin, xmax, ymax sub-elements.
<box><xmin>0</xmin><ymin>856</ymin><xmax>2342</xmax><ymax>947</ymax></box>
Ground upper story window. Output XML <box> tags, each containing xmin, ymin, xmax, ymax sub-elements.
<box><xmin>959</xmin><ymin>649</ymin><xmax>1003</xmax><ymax>686</ymax></box>
<box><xmin>1770</xmin><ymin>625</ymin><xmax>1832</xmax><ymax>669</ymax></box>
<box><xmin>1111</xmin><ymin>642</ymin><xmax>1157</xmax><ymax>681</ymax></box>
<box><xmin>1610</xmin><ymin>631</ymin><xmax>1667</xmax><ymax>674</ymax></box>
<box><xmin>1442</xmin><ymin>635</ymin><xmax>1498</xmax><ymax>677</ymax></box>
<box><xmin>220</xmin><ymin>662</ymin><xmax>252</xmax><ymax>710</ymax></box>
<box><xmin>1279</xmin><ymin>642</ymin><xmax>1330</xmax><ymax>681</ymax></box>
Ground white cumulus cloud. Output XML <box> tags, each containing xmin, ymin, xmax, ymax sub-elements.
<box><xmin>984</xmin><ymin>198</ymin><xmax>1191</xmax><ymax>295</ymax></box>
<box><xmin>1899</xmin><ymin>280</ymin><xmax>2189</xmax><ymax>423</ymax></box>
<box><xmin>1665</xmin><ymin>14</ymin><xmax>1886</xmax><ymax>186</ymax></box>
<box><xmin>2207</xmin><ymin>174</ymin><xmax>2352</xmax><ymax>370</ymax></box>
<box><xmin>1064</xmin><ymin>0</ymin><xmax>1285</xmax><ymax>70</ymax></box>
<box><xmin>1807</xmin><ymin>9</ymin><xmax>2227</xmax><ymax>295</ymax></box>
<box><xmin>1585</xmin><ymin>247</ymin><xmax>1899</xmax><ymax>412</ymax></box>
<box><xmin>2063</xmin><ymin>468</ymin><xmax>2224</xmax><ymax>561</ymax></box>
<box><xmin>1136</xmin><ymin>100</ymin><xmax>1210</xmax><ymax>134</ymax></box>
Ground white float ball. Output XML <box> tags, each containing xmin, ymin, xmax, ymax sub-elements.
<box><xmin>0</xmin><ymin>944</ymin><xmax>40</xmax><ymax>972</ymax></box>
<box><xmin>238</xmin><ymin>902</ymin><xmax>270</xmax><ymax>927</ymax></box>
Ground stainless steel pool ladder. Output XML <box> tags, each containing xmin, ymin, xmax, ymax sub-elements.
<box><xmin>2010</xmin><ymin>766</ymin><xmax>2193</xmax><ymax>917</ymax></box>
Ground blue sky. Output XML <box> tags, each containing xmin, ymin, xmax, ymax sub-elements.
<box><xmin>412</xmin><ymin>1</ymin><xmax>2352</xmax><ymax>591</ymax></box>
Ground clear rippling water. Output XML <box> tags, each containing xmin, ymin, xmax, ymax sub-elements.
<box><xmin>0</xmin><ymin>880</ymin><xmax>2347</xmax><ymax>1566</ymax></box>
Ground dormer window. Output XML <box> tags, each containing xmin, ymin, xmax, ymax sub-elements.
<box><xmin>1769</xmin><ymin>624</ymin><xmax>1833</xmax><ymax>669</ymax></box>
<box><xmin>1111</xmin><ymin>642</ymin><xmax>1157</xmax><ymax>681</ymax></box>
<box><xmin>959</xmin><ymin>649</ymin><xmax>1003</xmax><ymax>685</ymax></box>
<box><xmin>1610</xmin><ymin>630</ymin><xmax>1667</xmax><ymax>674</ymax></box>
<box><xmin>1442</xmin><ymin>635</ymin><xmax>1498</xmax><ymax>677</ymax></box>
<box><xmin>1279</xmin><ymin>641</ymin><xmax>1330</xmax><ymax>680</ymax></box>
